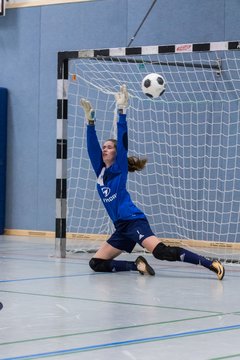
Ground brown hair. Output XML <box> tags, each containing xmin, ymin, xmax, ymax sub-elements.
<box><xmin>106</xmin><ymin>139</ymin><xmax>147</xmax><ymax>172</ymax></box>
<box><xmin>127</xmin><ymin>156</ymin><xmax>147</xmax><ymax>172</ymax></box>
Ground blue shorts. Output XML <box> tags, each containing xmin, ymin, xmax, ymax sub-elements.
<box><xmin>107</xmin><ymin>218</ymin><xmax>155</xmax><ymax>253</ymax></box>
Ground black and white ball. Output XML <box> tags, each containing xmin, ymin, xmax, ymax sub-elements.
<box><xmin>141</xmin><ymin>73</ymin><xmax>166</xmax><ymax>98</ymax></box>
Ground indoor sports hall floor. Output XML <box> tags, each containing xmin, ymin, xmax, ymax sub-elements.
<box><xmin>0</xmin><ymin>235</ymin><xmax>240</xmax><ymax>360</ymax></box>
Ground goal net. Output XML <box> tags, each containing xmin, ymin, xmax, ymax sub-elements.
<box><xmin>56</xmin><ymin>42</ymin><xmax>240</xmax><ymax>262</ymax></box>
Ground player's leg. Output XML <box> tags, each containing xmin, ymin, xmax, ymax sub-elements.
<box><xmin>89</xmin><ymin>242</ymin><xmax>153</xmax><ymax>274</ymax></box>
<box><xmin>142</xmin><ymin>236</ymin><xmax>225</xmax><ymax>280</ymax></box>
<box><xmin>89</xmin><ymin>241</ymin><xmax>133</xmax><ymax>272</ymax></box>
<box><xmin>89</xmin><ymin>236</ymin><xmax>154</xmax><ymax>275</ymax></box>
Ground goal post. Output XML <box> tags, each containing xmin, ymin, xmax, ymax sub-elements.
<box><xmin>56</xmin><ymin>41</ymin><xmax>240</xmax><ymax>261</ymax></box>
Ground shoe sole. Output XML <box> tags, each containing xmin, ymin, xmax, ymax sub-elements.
<box><xmin>218</xmin><ymin>265</ymin><xmax>225</xmax><ymax>280</ymax></box>
<box><xmin>211</xmin><ymin>261</ymin><xmax>225</xmax><ymax>280</ymax></box>
<box><xmin>136</xmin><ymin>256</ymin><xmax>155</xmax><ymax>276</ymax></box>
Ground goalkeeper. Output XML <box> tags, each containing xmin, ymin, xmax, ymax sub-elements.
<box><xmin>80</xmin><ymin>85</ymin><xmax>225</xmax><ymax>280</ymax></box>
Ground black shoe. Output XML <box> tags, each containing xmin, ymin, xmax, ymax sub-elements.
<box><xmin>135</xmin><ymin>256</ymin><xmax>155</xmax><ymax>276</ymax></box>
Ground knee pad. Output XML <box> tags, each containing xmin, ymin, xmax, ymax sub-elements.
<box><xmin>89</xmin><ymin>258</ymin><xmax>112</xmax><ymax>272</ymax></box>
<box><xmin>152</xmin><ymin>242</ymin><xmax>180</xmax><ymax>262</ymax></box>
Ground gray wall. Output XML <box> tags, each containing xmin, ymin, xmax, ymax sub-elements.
<box><xmin>0</xmin><ymin>0</ymin><xmax>239</xmax><ymax>231</ymax></box>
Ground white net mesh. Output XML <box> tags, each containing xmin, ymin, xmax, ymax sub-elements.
<box><xmin>66</xmin><ymin>49</ymin><xmax>240</xmax><ymax>261</ymax></box>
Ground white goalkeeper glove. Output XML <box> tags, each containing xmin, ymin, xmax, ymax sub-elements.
<box><xmin>114</xmin><ymin>84</ymin><xmax>128</xmax><ymax>114</ymax></box>
<box><xmin>80</xmin><ymin>99</ymin><xmax>95</xmax><ymax>125</ymax></box>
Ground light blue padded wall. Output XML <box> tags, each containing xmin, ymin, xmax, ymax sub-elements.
<box><xmin>0</xmin><ymin>88</ymin><xmax>7</xmax><ymax>234</ymax></box>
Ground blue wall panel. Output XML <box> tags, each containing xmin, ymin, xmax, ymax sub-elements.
<box><xmin>128</xmin><ymin>0</ymin><xmax>225</xmax><ymax>46</ymax></box>
<box><xmin>0</xmin><ymin>0</ymin><xmax>239</xmax><ymax>231</ymax></box>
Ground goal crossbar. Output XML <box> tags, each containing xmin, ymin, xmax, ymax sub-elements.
<box><xmin>92</xmin><ymin>56</ymin><xmax>221</xmax><ymax>72</ymax></box>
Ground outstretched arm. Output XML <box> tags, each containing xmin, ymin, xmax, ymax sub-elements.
<box><xmin>115</xmin><ymin>85</ymin><xmax>129</xmax><ymax>173</ymax></box>
<box><xmin>80</xmin><ymin>99</ymin><xmax>103</xmax><ymax>176</ymax></box>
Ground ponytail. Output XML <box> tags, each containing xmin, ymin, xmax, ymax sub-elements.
<box><xmin>128</xmin><ymin>156</ymin><xmax>147</xmax><ymax>172</ymax></box>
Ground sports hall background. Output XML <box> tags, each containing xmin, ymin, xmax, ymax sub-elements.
<box><xmin>0</xmin><ymin>0</ymin><xmax>239</xmax><ymax>233</ymax></box>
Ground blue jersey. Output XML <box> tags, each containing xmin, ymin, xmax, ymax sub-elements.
<box><xmin>87</xmin><ymin>113</ymin><xmax>145</xmax><ymax>224</ymax></box>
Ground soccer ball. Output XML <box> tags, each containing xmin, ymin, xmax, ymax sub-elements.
<box><xmin>141</xmin><ymin>73</ymin><xmax>166</xmax><ymax>98</ymax></box>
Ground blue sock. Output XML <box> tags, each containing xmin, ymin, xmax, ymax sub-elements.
<box><xmin>178</xmin><ymin>248</ymin><xmax>212</xmax><ymax>269</ymax></box>
<box><xmin>110</xmin><ymin>260</ymin><xmax>137</xmax><ymax>272</ymax></box>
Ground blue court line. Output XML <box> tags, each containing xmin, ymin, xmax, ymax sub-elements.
<box><xmin>0</xmin><ymin>273</ymin><xmax>100</xmax><ymax>283</ymax></box>
<box><xmin>1</xmin><ymin>323</ymin><xmax>240</xmax><ymax>360</ymax></box>
<box><xmin>0</xmin><ymin>270</ymin><xmax>237</xmax><ymax>285</ymax></box>
<box><xmin>0</xmin><ymin>256</ymin><xmax>87</xmax><ymax>265</ymax></box>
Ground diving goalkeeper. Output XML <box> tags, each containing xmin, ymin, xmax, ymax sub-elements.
<box><xmin>80</xmin><ymin>85</ymin><xmax>225</xmax><ymax>280</ymax></box>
